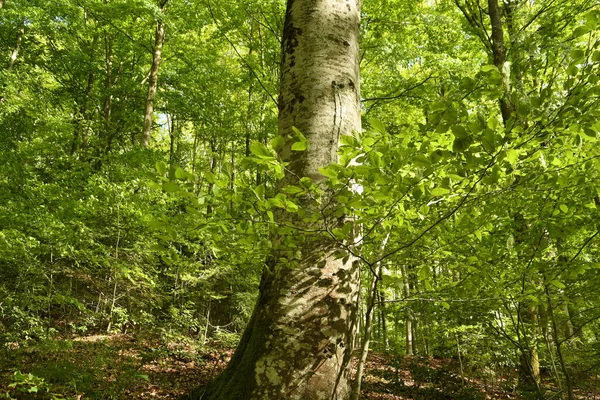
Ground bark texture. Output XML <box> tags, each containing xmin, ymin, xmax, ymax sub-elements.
<box><xmin>194</xmin><ymin>0</ymin><xmax>361</xmax><ymax>399</ymax></box>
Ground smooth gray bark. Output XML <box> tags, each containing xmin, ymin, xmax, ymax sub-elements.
<box><xmin>194</xmin><ymin>0</ymin><xmax>361</xmax><ymax>399</ymax></box>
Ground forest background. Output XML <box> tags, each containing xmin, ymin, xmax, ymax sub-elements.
<box><xmin>1</xmin><ymin>0</ymin><xmax>600</xmax><ymax>399</ymax></box>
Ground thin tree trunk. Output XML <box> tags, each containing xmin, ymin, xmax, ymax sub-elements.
<box><xmin>487</xmin><ymin>0</ymin><xmax>514</xmax><ymax>124</ymax></box>
<box><xmin>0</xmin><ymin>0</ymin><xmax>5</xmax><ymax>10</ymax></box>
<box><xmin>245</xmin><ymin>22</ymin><xmax>255</xmax><ymax>158</ymax></box>
<box><xmin>379</xmin><ymin>275</ymin><xmax>389</xmax><ymax>351</ymax></box>
<box><xmin>351</xmin><ymin>233</ymin><xmax>391</xmax><ymax>400</ymax></box>
<box><xmin>350</xmin><ymin>272</ymin><xmax>378</xmax><ymax>400</ymax></box>
<box><xmin>563</xmin><ymin>302</ymin><xmax>575</xmax><ymax>340</ymax></box>
<box><xmin>72</xmin><ymin>34</ymin><xmax>98</xmax><ymax>154</ymax></box>
<box><xmin>102</xmin><ymin>34</ymin><xmax>113</xmax><ymax>140</ymax></box>
<box><xmin>545</xmin><ymin>284</ymin><xmax>574</xmax><ymax>400</ymax></box>
<box><xmin>194</xmin><ymin>0</ymin><xmax>361</xmax><ymax>398</ymax></box>
<box><xmin>518</xmin><ymin>304</ymin><xmax>541</xmax><ymax>393</ymax></box>
<box><xmin>7</xmin><ymin>23</ymin><xmax>23</xmax><ymax>70</ymax></box>
<box><xmin>141</xmin><ymin>3</ymin><xmax>166</xmax><ymax>147</ymax></box>
<box><xmin>401</xmin><ymin>264</ymin><xmax>414</xmax><ymax>356</ymax></box>
<box><xmin>168</xmin><ymin>114</ymin><xmax>180</xmax><ymax>180</ymax></box>
<box><xmin>106</xmin><ymin>204</ymin><xmax>121</xmax><ymax>333</ymax></box>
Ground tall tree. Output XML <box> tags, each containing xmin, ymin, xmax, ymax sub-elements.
<box><xmin>141</xmin><ymin>0</ymin><xmax>167</xmax><ymax>147</ymax></box>
<box><xmin>194</xmin><ymin>0</ymin><xmax>362</xmax><ymax>398</ymax></box>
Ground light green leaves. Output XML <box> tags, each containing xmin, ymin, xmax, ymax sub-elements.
<box><xmin>156</xmin><ymin>161</ymin><xmax>167</xmax><ymax>175</ymax></box>
<box><xmin>250</xmin><ymin>142</ymin><xmax>275</xmax><ymax>159</ymax></box>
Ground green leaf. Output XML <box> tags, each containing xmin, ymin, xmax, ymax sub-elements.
<box><xmin>319</xmin><ymin>167</ymin><xmax>338</xmax><ymax>180</ymax></box>
<box><xmin>452</xmin><ymin>137</ymin><xmax>471</xmax><ymax>152</ymax></box>
<box><xmin>506</xmin><ymin>149</ymin><xmax>519</xmax><ymax>165</ymax></box>
<box><xmin>162</xmin><ymin>181</ymin><xmax>179</xmax><ymax>193</ymax></box>
<box><xmin>570</xmin><ymin>48</ymin><xmax>585</xmax><ymax>61</ymax></box>
<box><xmin>270</xmin><ymin>136</ymin><xmax>285</xmax><ymax>151</ymax></box>
<box><xmin>436</xmin><ymin>122</ymin><xmax>450</xmax><ymax>133</ymax></box>
<box><xmin>451</xmin><ymin>125</ymin><xmax>469</xmax><ymax>139</ymax></box>
<box><xmin>253</xmin><ymin>184</ymin><xmax>265</xmax><ymax>199</ymax></box>
<box><xmin>550</xmin><ymin>280</ymin><xmax>566</xmax><ymax>289</ymax></box>
<box><xmin>175</xmin><ymin>167</ymin><xmax>187</xmax><ymax>180</ymax></box>
<box><xmin>250</xmin><ymin>142</ymin><xmax>274</xmax><ymax>159</ymax></box>
<box><xmin>567</xmin><ymin>64</ymin><xmax>579</xmax><ymax>77</ymax></box>
<box><xmin>573</xmin><ymin>25</ymin><xmax>591</xmax><ymax>38</ymax></box>
<box><xmin>431</xmin><ymin>187</ymin><xmax>450</xmax><ymax>197</ymax></box>
<box><xmin>155</xmin><ymin>161</ymin><xmax>167</xmax><ymax>175</ymax></box>
<box><xmin>369</xmin><ymin>118</ymin><xmax>386</xmax><ymax>133</ymax></box>
<box><xmin>282</xmin><ymin>185</ymin><xmax>304</xmax><ymax>195</ymax></box>
<box><xmin>340</xmin><ymin>135</ymin><xmax>356</xmax><ymax>147</ymax></box>
<box><xmin>559</xmin><ymin>204</ymin><xmax>569</xmax><ymax>213</ymax></box>
<box><xmin>291</xmin><ymin>141</ymin><xmax>306</xmax><ymax>151</ymax></box>
<box><xmin>205</xmin><ymin>171</ymin><xmax>216</xmax><ymax>184</ymax></box>
<box><xmin>583</xmin><ymin>128</ymin><xmax>597</xmax><ymax>139</ymax></box>
<box><xmin>291</xmin><ymin>126</ymin><xmax>305</xmax><ymax>139</ymax></box>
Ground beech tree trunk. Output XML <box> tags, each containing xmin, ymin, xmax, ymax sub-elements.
<box><xmin>193</xmin><ymin>0</ymin><xmax>361</xmax><ymax>399</ymax></box>
<box><xmin>140</xmin><ymin>3</ymin><xmax>166</xmax><ymax>147</ymax></box>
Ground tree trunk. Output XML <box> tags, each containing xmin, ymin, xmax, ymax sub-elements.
<box><xmin>545</xmin><ymin>284</ymin><xmax>574</xmax><ymax>400</ymax></box>
<box><xmin>168</xmin><ymin>114</ymin><xmax>180</xmax><ymax>180</ymax></box>
<box><xmin>193</xmin><ymin>0</ymin><xmax>361</xmax><ymax>398</ymax></box>
<box><xmin>517</xmin><ymin>304</ymin><xmax>541</xmax><ymax>393</ymax></box>
<box><xmin>401</xmin><ymin>264</ymin><xmax>414</xmax><ymax>356</ymax></box>
<box><xmin>72</xmin><ymin>34</ymin><xmax>98</xmax><ymax>155</ymax></box>
<box><xmin>7</xmin><ymin>23</ymin><xmax>23</xmax><ymax>70</ymax></box>
<box><xmin>351</xmin><ymin>234</ymin><xmax>391</xmax><ymax>400</ymax></box>
<box><xmin>378</xmin><ymin>266</ymin><xmax>389</xmax><ymax>351</ymax></box>
<box><xmin>487</xmin><ymin>0</ymin><xmax>514</xmax><ymax>124</ymax></box>
<box><xmin>140</xmin><ymin>5</ymin><xmax>166</xmax><ymax>147</ymax></box>
<box><xmin>102</xmin><ymin>34</ymin><xmax>113</xmax><ymax>141</ymax></box>
<box><xmin>350</xmin><ymin>271</ymin><xmax>378</xmax><ymax>400</ymax></box>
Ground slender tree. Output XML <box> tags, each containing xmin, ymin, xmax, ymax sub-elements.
<box><xmin>141</xmin><ymin>0</ymin><xmax>167</xmax><ymax>147</ymax></box>
<box><xmin>7</xmin><ymin>22</ymin><xmax>23</xmax><ymax>70</ymax></box>
<box><xmin>193</xmin><ymin>0</ymin><xmax>362</xmax><ymax>398</ymax></box>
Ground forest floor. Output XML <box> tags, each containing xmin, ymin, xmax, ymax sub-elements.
<box><xmin>1</xmin><ymin>333</ymin><xmax>599</xmax><ymax>399</ymax></box>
